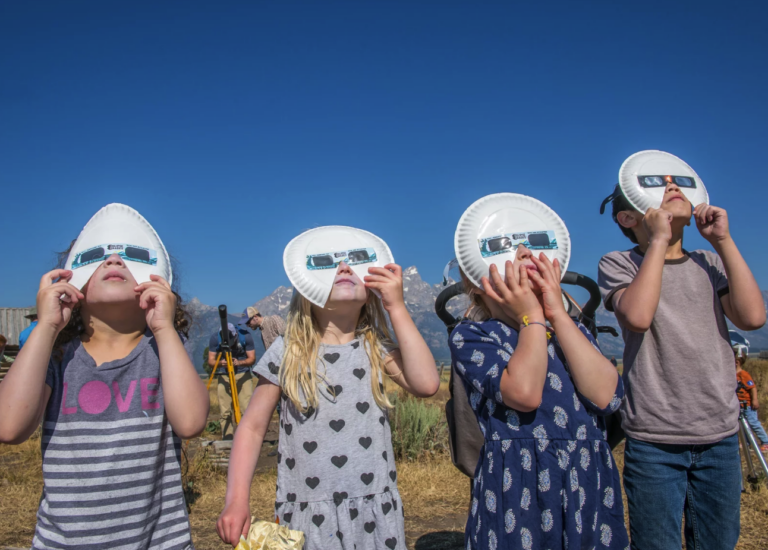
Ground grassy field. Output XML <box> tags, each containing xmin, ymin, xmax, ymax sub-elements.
<box><xmin>3</xmin><ymin>364</ymin><xmax>768</xmax><ymax>549</ymax></box>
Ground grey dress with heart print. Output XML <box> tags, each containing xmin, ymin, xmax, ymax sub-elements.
<box><xmin>252</xmin><ymin>336</ymin><xmax>404</xmax><ymax>550</ymax></box>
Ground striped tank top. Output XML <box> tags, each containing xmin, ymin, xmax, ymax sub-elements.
<box><xmin>34</xmin><ymin>333</ymin><xmax>193</xmax><ymax>550</ymax></box>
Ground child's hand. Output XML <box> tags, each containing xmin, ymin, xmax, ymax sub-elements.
<box><xmin>217</xmin><ymin>501</ymin><xmax>251</xmax><ymax>545</ymax></box>
<box><xmin>134</xmin><ymin>275</ymin><xmax>176</xmax><ymax>335</ymax></box>
<box><xmin>694</xmin><ymin>204</ymin><xmax>730</xmax><ymax>244</ymax></box>
<box><xmin>37</xmin><ymin>270</ymin><xmax>84</xmax><ymax>334</ymax></box>
<box><xmin>364</xmin><ymin>264</ymin><xmax>406</xmax><ymax>314</ymax></box>
<box><xmin>643</xmin><ymin>207</ymin><xmax>673</xmax><ymax>244</ymax></box>
<box><xmin>528</xmin><ymin>254</ymin><xmax>568</xmax><ymax>324</ymax></box>
<box><xmin>481</xmin><ymin>261</ymin><xmax>545</xmax><ymax>325</ymax></box>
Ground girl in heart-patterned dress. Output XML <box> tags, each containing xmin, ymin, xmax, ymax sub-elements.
<box><xmin>450</xmin><ymin>246</ymin><xmax>629</xmax><ymax>550</ymax></box>
<box><xmin>217</xmin><ymin>261</ymin><xmax>439</xmax><ymax>550</ymax></box>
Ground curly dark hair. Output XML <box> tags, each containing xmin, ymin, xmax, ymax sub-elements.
<box><xmin>609</xmin><ymin>184</ymin><xmax>639</xmax><ymax>244</ymax></box>
<box><xmin>53</xmin><ymin>239</ymin><xmax>191</xmax><ymax>358</ymax></box>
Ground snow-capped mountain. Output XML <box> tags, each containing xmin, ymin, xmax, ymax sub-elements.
<box><xmin>184</xmin><ymin>272</ymin><xmax>768</xmax><ymax>373</ymax></box>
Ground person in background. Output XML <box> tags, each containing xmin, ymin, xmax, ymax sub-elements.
<box><xmin>735</xmin><ymin>347</ymin><xmax>768</xmax><ymax>453</ymax></box>
<box><xmin>609</xmin><ymin>356</ymin><xmax>618</xmax><ymax>367</ymax></box>
<box><xmin>208</xmin><ymin>322</ymin><xmax>256</xmax><ymax>439</ymax></box>
<box><xmin>0</xmin><ymin>334</ymin><xmax>14</xmax><ymax>363</ymax></box>
<box><xmin>18</xmin><ymin>307</ymin><xmax>38</xmax><ymax>350</ymax></box>
<box><xmin>238</xmin><ymin>306</ymin><xmax>285</xmax><ymax>351</ymax></box>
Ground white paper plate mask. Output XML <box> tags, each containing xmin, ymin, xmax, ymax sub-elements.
<box><xmin>65</xmin><ymin>203</ymin><xmax>172</xmax><ymax>290</ymax></box>
<box><xmin>455</xmin><ymin>193</ymin><xmax>571</xmax><ymax>290</ymax></box>
<box><xmin>618</xmin><ymin>150</ymin><xmax>709</xmax><ymax>214</ymax></box>
<box><xmin>283</xmin><ymin>226</ymin><xmax>395</xmax><ymax>308</ymax></box>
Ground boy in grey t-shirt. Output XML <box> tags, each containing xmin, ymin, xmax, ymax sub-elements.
<box><xmin>598</xmin><ymin>181</ymin><xmax>764</xmax><ymax>549</ymax></box>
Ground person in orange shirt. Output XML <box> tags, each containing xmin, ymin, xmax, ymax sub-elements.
<box><xmin>735</xmin><ymin>347</ymin><xmax>768</xmax><ymax>453</ymax></box>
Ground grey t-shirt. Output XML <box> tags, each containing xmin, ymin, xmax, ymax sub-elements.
<box><xmin>598</xmin><ymin>247</ymin><xmax>737</xmax><ymax>445</ymax></box>
<box><xmin>35</xmin><ymin>332</ymin><xmax>193</xmax><ymax>550</ymax></box>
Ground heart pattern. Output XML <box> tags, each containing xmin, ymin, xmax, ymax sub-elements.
<box><xmin>331</xmin><ymin>455</ymin><xmax>348</xmax><ymax>468</ymax></box>
<box><xmin>324</xmin><ymin>353</ymin><xmax>341</xmax><ymax>364</ymax></box>
<box><xmin>260</xmin><ymin>339</ymin><xmax>406</xmax><ymax>546</ymax></box>
<box><xmin>329</xmin><ymin>419</ymin><xmax>345</xmax><ymax>432</ymax></box>
<box><xmin>305</xmin><ymin>477</ymin><xmax>320</xmax><ymax>489</ymax></box>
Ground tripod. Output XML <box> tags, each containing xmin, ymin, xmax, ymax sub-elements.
<box><xmin>737</xmin><ymin>401</ymin><xmax>768</xmax><ymax>487</ymax></box>
<box><xmin>205</xmin><ymin>305</ymin><xmax>242</xmax><ymax>427</ymax></box>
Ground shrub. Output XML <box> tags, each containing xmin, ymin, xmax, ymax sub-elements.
<box><xmin>389</xmin><ymin>392</ymin><xmax>448</xmax><ymax>461</ymax></box>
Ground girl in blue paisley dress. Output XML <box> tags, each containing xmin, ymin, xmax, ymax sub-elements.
<box><xmin>449</xmin><ymin>245</ymin><xmax>629</xmax><ymax>550</ymax></box>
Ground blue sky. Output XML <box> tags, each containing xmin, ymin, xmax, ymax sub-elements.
<box><xmin>2</xmin><ymin>1</ymin><xmax>767</xmax><ymax>311</ymax></box>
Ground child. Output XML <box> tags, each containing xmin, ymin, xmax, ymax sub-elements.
<box><xmin>598</xmin><ymin>151</ymin><xmax>765</xmax><ymax>548</ymax></box>
<box><xmin>735</xmin><ymin>348</ymin><xmax>768</xmax><ymax>453</ymax></box>
<box><xmin>0</xmin><ymin>204</ymin><xmax>209</xmax><ymax>550</ymax></box>
<box><xmin>216</xmin><ymin>228</ymin><xmax>439</xmax><ymax>550</ymax></box>
<box><xmin>450</xmin><ymin>246</ymin><xmax>628</xmax><ymax>549</ymax></box>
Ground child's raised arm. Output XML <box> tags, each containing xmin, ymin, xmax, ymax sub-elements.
<box><xmin>609</xmin><ymin>208</ymin><xmax>672</xmax><ymax>332</ymax></box>
<box><xmin>135</xmin><ymin>275</ymin><xmax>209</xmax><ymax>438</ymax></box>
<box><xmin>694</xmin><ymin>204</ymin><xmax>766</xmax><ymax>331</ymax></box>
<box><xmin>365</xmin><ymin>264</ymin><xmax>440</xmax><ymax>398</ymax></box>
<box><xmin>528</xmin><ymin>255</ymin><xmax>620</xmax><ymax>410</ymax></box>
<box><xmin>0</xmin><ymin>270</ymin><xmax>83</xmax><ymax>444</ymax></box>
<box><xmin>217</xmin><ymin>378</ymin><xmax>281</xmax><ymax>545</ymax></box>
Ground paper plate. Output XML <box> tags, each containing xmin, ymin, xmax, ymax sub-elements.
<box><xmin>619</xmin><ymin>150</ymin><xmax>709</xmax><ymax>214</ymax></box>
<box><xmin>454</xmin><ymin>193</ymin><xmax>570</xmax><ymax>290</ymax></box>
<box><xmin>65</xmin><ymin>203</ymin><xmax>172</xmax><ymax>290</ymax></box>
<box><xmin>283</xmin><ymin>226</ymin><xmax>395</xmax><ymax>308</ymax></box>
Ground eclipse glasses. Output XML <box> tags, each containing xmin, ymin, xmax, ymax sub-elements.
<box><xmin>306</xmin><ymin>247</ymin><xmax>378</xmax><ymax>270</ymax></box>
<box><xmin>71</xmin><ymin>244</ymin><xmax>158</xmax><ymax>270</ymax></box>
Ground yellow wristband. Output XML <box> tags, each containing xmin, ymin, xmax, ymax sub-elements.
<box><xmin>521</xmin><ymin>316</ymin><xmax>551</xmax><ymax>339</ymax></box>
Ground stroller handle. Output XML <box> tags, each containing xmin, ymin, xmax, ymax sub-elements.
<box><xmin>435</xmin><ymin>271</ymin><xmax>603</xmax><ymax>336</ymax></box>
<box><xmin>560</xmin><ymin>271</ymin><xmax>601</xmax><ymax>321</ymax></box>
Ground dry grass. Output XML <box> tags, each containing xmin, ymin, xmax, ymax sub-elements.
<box><xmin>4</xmin><ymin>368</ymin><xmax>768</xmax><ymax>549</ymax></box>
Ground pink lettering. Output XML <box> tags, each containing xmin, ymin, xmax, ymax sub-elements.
<box><xmin>61</xmin><ymin>382</ymin><xmax>77</xmax><ymax>415</ymax></box>
<box><xmin>78</xmin><ymin>380</ymin><xmax>111</xmax><ymax>415</ymax></box>
<box><xmin>141</xmin><ymin>378</ymin><xmax>160</xmax><ymax>410</ymax></box>
<box><xmin>112</xmin><ymin>380</ymin><xmax>137</xmax><ymax>413</ymax></box>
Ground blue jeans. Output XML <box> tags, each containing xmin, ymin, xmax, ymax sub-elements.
<box><xmin>623</xmin><ymin>434</ymin><xmax>741</xmax><ymax>550</ymax></box>
<box><xmin>744</xmin><ymin>407</ymin><xmax>768</xmax><ymax>445</ymax></box>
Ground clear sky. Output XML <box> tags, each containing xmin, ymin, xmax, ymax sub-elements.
<box><xmin>2</xmin><ymin>1</ymin><xmax>767</xmax><ymax>311</ymax></box>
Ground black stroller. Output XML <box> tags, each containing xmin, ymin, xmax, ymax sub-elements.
<box><xmin>434</xmin><ymin>270</ymin><xmax>623</xmax><ymax>479</ymax></box>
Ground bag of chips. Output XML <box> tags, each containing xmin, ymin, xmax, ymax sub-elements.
<box><xmin>234</xmin><ymin>518</ymin><xmax>305</xmax><ymax>550</ymax></box>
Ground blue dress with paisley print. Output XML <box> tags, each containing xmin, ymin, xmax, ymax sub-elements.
<box><xmin>449</xmin><ymin>318</ymin><xmax>629</xmax><ymax>550</ymax></box>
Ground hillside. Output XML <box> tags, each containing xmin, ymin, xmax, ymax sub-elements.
<box><xmin>186</xmin><ymin>272</ymin><xmax>768</xmax><ymax>372</ymax></box>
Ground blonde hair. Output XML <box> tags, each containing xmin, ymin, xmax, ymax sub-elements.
<box><xmin>460</xmin><ymin>270</ymin><xmax>490</xmax><ymax>321</ymax></box>
<box><xmin>279</xmin><ymin>290</ymin><xmax>395</xmax><ymax>413</ymax></box>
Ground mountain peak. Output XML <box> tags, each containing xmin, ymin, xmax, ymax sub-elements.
<box><xmin>403</xmin><ymin>266</ymin><xmax>419</xmax><ymax>277</ymax></box>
